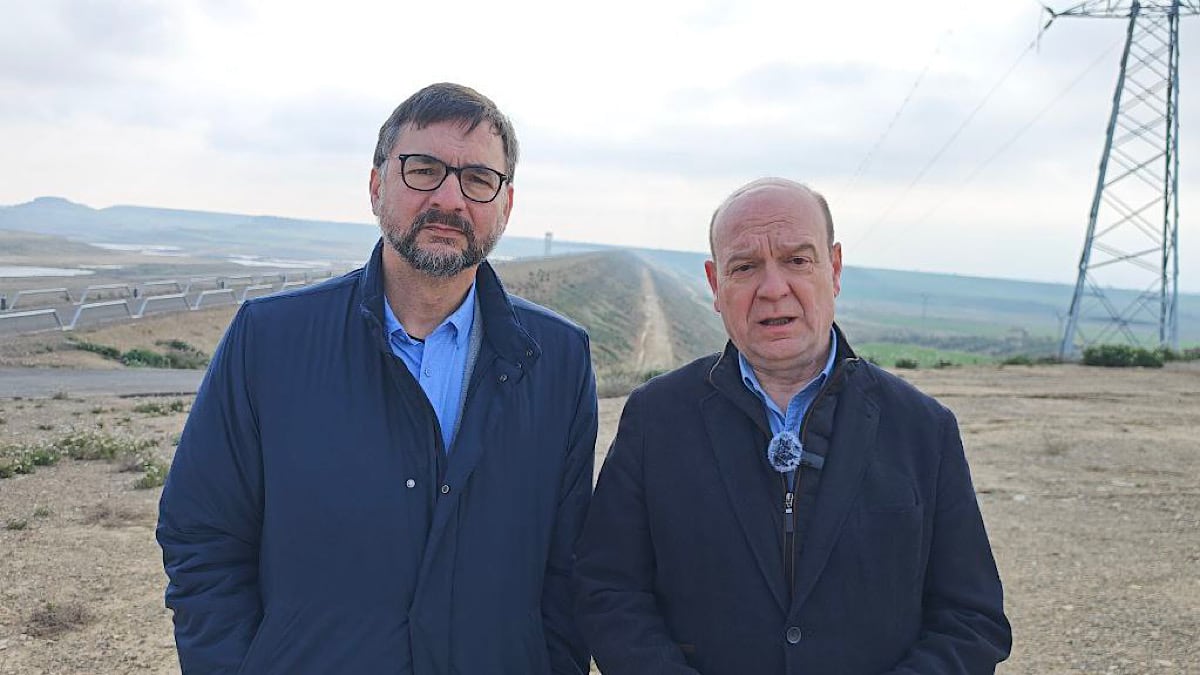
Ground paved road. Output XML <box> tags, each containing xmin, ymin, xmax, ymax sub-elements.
<box><xmin>0</xmin><ymin>368</ymin><xmax>204</xmax><ymax>398</ymax></box>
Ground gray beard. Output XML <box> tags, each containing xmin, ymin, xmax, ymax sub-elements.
<box><xmin>385</xmin><ymin>209</ymin><xmax>498</xmax><ymax>278</ymax></box>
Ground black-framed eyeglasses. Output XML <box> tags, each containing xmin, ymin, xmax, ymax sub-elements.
<box><xmin>393</xmin><ymin>154</ymin><xmax>508</xmax><ymax>204</ymax></box>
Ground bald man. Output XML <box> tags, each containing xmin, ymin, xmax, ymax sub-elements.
<box><xmin>574</xmin><ymin>179</ymin><xmax>1010</xmax><ymax>674</ymax></box>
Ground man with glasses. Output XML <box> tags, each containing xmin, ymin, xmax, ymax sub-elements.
<box><xmin>574</xmin><ymin>178</ymin><xmax>1010</xmax><ymax>674</ymax></box>
<box><xmin>158</xmin><ymin>83</ymin><xmax>598</xmax><ymax>674</ymax></box>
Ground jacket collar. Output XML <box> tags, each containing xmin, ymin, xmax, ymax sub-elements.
<box><xmin>707</xmin><ymin>322</ymin><xmax>858</xmax><ymax>435</ymax></box>
<box><xmin>358</xmin><ymin>238</ymin><xmax>538</xmax><ymax>364</ymax></box>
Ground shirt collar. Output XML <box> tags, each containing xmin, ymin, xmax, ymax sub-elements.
<box><xmin>738</xmin><ymin>327</ymin><xmax>839</xmax><ymax>407</ymax></box>
<box><xmin>383</xmin><ymin>281</ymin><xmax>477</xmax><ymax>348</ymax></box>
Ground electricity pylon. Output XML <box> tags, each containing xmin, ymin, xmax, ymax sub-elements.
<box><xmin>1046</xmin><ymin>1</ymin><xmax>1199</xmax><ymax>358</ymax></box>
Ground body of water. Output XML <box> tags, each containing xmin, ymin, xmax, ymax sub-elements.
<box><xmin>0</xmin><ymin>266</ymin><xmax>95</xmax><ymax>278</ymax></box>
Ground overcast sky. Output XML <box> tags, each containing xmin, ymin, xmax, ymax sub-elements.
<box><xmin>2</xmin><ymin>0</ymin><xmax>1198</xmax><ymax>290</ymax></box>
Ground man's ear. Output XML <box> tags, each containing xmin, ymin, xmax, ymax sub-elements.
<box><xmin>369</xmin><ymin>166</ymin><xmax>383</xmax><ymax>217</ymax></box>
<box><xmin>704</xmin><ymin>259</ymin><xmax>720</xmax><ymax>313</ymax></box>
<box><xmin>830</xmin><ymin>242</ymin><xmax>843</xmax><ymax>297</ymax></box>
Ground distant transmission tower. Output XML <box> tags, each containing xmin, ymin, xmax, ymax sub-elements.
<box><xmin>1048</xmin><ymin>1</ymin><xmax>1199</xmax><ymax>358</ymax></box>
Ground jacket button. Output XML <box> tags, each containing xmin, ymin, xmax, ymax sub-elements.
<box><xmin>406</xmin><ymin>479</ymin><xmax>415</xmax><ymax>489</ymax></box>
<box><xmin>441</xmin><ymin>484</ymin><xmax>450</xmax><ymax>494</ymax></box>
<box><xmin>525</xmin><ymin>349</ymin><xmax>533</xmax><ymax>357</ymax></box>
<box><xmin>785</xmin><ymin>626</ymin><xmax>802</xmax><ymax>644</ymax></box>
<box><xmin>498</xmin><ymin>374</ymin><xmax>508</xmax><ymax>382</ymax></box>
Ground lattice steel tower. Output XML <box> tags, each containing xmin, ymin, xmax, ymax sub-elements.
<box><xmin>1049</xmin><ymin>1</ymin><xmax>1199</xmax><ymax>358</ymax></box>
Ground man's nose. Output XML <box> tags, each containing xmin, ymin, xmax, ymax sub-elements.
<box><xmin>756</xmin><ymin>263</ymin><xmax>789</xmax><ymax>300</ymax></box>
<box><xmin>430</xmin><ymin>170</ymin><xmax>469</xmax><ymax>211</ymax></box>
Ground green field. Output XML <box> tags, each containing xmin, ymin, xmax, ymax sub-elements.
<box><xmin>854</xmin><ymin>342</ymin><xmax>998</xmax><ymax>368</ymax></box>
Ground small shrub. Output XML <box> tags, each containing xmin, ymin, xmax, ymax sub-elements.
<box><xmin>36</xmin><ymin>423</ymin><xmax>54</xmax><ymax>431</ymax></box>
<box><xmin>894</xmin><ymin>358</ymin><xmax>919</xmax><ymax>370</ymax></box>
<box><xmin>51</xmin><ymin>390</ymin><xmax>69</xmax><ymax>400</ymax></box>
<box><xmin>5</xmin><ymin>518</ymin><xmax>29</xmax><ymax>531</ymax></box>
<box><xmin>1082</xmin><ymin>344</ymin><xmax>1163</xmax><ymax>368</ymax></box>
<box><xmin>54</xmin><ymin>430</ymin><xmax>154</xmax><ymax>461</ymax></box>
<box><xmin>1001</xmin><ymin>355</ymin><xmax>1034</xmax><ymax>366</ymax></box>
<box><xmin>0</xmin><ymin>443</ymin><xmax>58</xmax><ymax>477</ymax></box>
<box><xmin>26</xmin><ymin>446</ymin><xmax>61</xmax><ymax>467</ymax></box>
<box><xmin>82</xmin><ymin>502</ymin><xmax>147</xmax><ymax>527</ymax></box>
<box><xmin>133</xmin><ymin>399</ymin><xmax>187</xmax><ymax>416</ymax></box>
<box><xmin>72</xmin><ymin>340</ymin><xmax>122</xmax><ymax>361</ymax></box>
<box><xmin>33</xmin><ymin>506</ymin><xmax>52</xmax><ymax>518</ymax></box>
<box><xmin>121</xmin><ymin>348</ymin><xmax>170</xmax><ymax>368</ymax></box>
<box><xmin>26</xmin><ymin>601</ymin><xmax>93</xmax><ymax>638</ymax></box>
<box><xmin>933</xmin><ymin>359</ymin><xmax>957</xmax><ymax>369</ymax></box>
<box><xmin>134</xmin><ymin>458</ymin><xmax>169</xmax><ymax>489</ymax></box>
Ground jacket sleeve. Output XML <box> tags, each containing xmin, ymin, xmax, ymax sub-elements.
<box><xmin>573</xmin><ymin>391</ymin><xmax>702</xmax><ymax>675</ymax></box>
<box><xmin>885</xmin><ymin>411</ymin><xmax>1012</xmax><ymax>674</ymax></box>
<box><xmin>542</xmin><ymin>339</ymin><xmax>599</xmax><ymax>675</ymax></box>
<box><xmin>157</xmin><ymin>304</ymin><xmax>264</xmax><ymax>674</ymax></box>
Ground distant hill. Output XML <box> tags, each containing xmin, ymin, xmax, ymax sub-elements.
<box><xmin>497</xmin><ymin>252</ymin><xmax>726</xmax><ymax>392</ymax></box>
<box><xmin>4</xmin><ymin>196</ymin><xmax>1198</xmax><ymax>354</ymax></box>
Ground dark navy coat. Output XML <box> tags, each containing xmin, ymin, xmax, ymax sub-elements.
<box><xmin>158</xmin><ymin>242</ymin><xmax>598</xmax><ymax>674</ymax></box>
<box><xmin>575</xmin><ymin>331</ymin><xmax>1010</xmax><ymax>674</ymax></box>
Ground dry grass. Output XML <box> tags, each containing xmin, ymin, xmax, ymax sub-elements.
<box><xmin>26</xmin><ymin>601</ymin><xmax>94</xmax><ymax>638</ymax></box>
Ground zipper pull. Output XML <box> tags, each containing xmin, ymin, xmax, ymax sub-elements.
<box><xmin>784</xmin><ymin>491</ymin><xmax>795</xmax><ymax>533</ymax></box>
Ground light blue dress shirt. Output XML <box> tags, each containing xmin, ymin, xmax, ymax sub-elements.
<box><xmin>383</xmin><ymin>283</ymin><xmax>476</xmax><ymax>451</ymax></box>
<box><xmin>738</xmin><ymin>328</ymin><xmax>839</xmax><ymax>440</ymax></box>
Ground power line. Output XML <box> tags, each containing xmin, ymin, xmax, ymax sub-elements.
<box><xmin>844</xmin><ymin>29</ymin><xmax>953</xmax><ymax>191</ymax></box>
<box><xmin>905</xmin><ymin>38</ymin><xmax>1121</xmax><ymax>229</ymax></box>
<box><xmin>852</xmin><ymin>35</ymin><xmax>1042</xmax><ymax>248</ymax></box>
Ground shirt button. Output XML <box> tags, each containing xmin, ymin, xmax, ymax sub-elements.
<box><xmin>498</xmin><ymin>374</ymin><xmax>508</xmax><ymax>382</ymax></box>
<box><xmin>406</xmin><ymin>479</ymin><xmax>416</xmax><ymax>489</ymax></box>
<box><xmin>440</xmin><ymin>484</ymin><xmax>450</xmax><ymax>494</ymax></box>
<box><xmin>785</xmin><ymin>626</ymin><xmax>802</xmax><ymax>644</ymax></box>
<box><xmin>423</xmin><ymin>368</ymin><xmax>432</xmax><ymax>377</ymax></box>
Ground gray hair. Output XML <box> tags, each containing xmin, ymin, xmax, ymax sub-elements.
<box><xmin>373</xmin><ymin>82</ymin><xmax>520</xmax><ymax>180</ymax></box>
<box><xmin>708</xmin><ymin>178</ymin><xmax>835</xmax><ymax>256</ymax></box>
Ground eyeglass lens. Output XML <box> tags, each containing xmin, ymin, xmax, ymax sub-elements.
<box><xmin>401</xmin><ymin>155</ymin><xmax>503</xmax><ymax>202</ymax></box>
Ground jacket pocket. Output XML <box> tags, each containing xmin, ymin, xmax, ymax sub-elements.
<box><xmin>235</xmin><ymin>604</ymin><xmax>301</xmax><ymax>675</ymax></box>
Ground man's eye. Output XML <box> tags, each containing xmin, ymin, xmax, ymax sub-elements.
<box><xmin>731</xmin><ymin>264</ymin><xmax>754</xmax><ymax>274</ymax></box>
<box><xmin>790</xmin><ymin>257</ymin><xmax>812</xmax><ymax>266</ymax></box>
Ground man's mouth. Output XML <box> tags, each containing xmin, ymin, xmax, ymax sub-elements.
<box><xmin>760</xmin><ymin>317</ymin><xmax>795</xmax><ymax>327</ymax></box>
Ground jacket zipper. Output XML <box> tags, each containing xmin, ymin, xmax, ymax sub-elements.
<box><xmin>783</xmin><ymin>357</ymin><xmax>856</xmax><ymax>602</ymax></box>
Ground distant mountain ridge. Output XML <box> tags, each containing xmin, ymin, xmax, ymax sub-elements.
<box><xmin>4</xmin><ymin>196</ymin><xmax>1198</xmax><ymax>349</ymax></box>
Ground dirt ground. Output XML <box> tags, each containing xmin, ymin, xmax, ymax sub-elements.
<box><xmin>1</xmin><ymin>362</ymin><xmax>1198</xmax><ymax>674</ymax></box>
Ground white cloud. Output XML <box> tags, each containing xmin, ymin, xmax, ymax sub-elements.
<box><xmin>1</xmin><ymin>0</ymin><xmax>1197</xmax><ymax>290</ymax></box>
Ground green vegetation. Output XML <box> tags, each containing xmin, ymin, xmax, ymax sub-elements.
<box><xmin>0</xmin><ymin>431</ymin><xmax>162</xmax><ymax>488</ymax></box>
<box><xmin>596</xmin><ymin>368</ymin><xmax>674</xmax><ymax>398</ymax></box>
<box><xmin>857</xmin><ymin>342</ymin><xmax>995</xmax><ymax>369</ymax></box>
<box><xmin>894</xmin><ymin>358</ymin><xmax>920</xmax><ymax>370</ymax></box>
<box><xmin>5</xmin><ymin>518</ymin><xmax>29</xmax><ymax>531</ymax></box>
<box><xmin>71</xmin><ymin>339</ymin><xmax>121</xmax><ymax>360</ymax></box>
<box><xmin>1000</xmin><ymin>354</ymin><xmax>1062</xmax><ymax>366</ymax></box>
<box><xmin>133</xmin><ymin>458</ymin><xmax>170</xmax><ymax>489</ymax></box>
<box><xmin>132</xmin><ymin>399</ymin><xmax>187</xmax><ymax>416</ymax></box>
<box><xmin>69</xmin><ymin>338</ymin><xmax>210</xmax><ymax>369</ymax></box>
<box><xmin>1082</xmin><ymin>344</ymin><xmax>1164</xmax><ymax>368</ymax></box>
